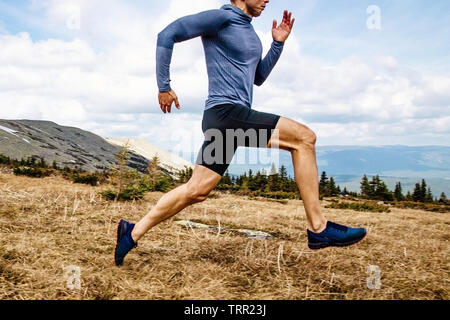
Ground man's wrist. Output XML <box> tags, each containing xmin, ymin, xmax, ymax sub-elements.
<box><xmin>158</xmin><ymin>86</ymin><xmax>171</xmax><ymax>93</ymax></box>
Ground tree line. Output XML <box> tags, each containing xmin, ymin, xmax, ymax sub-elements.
<box><xmin>1</xmin><ymin>152</ymin><xmax>448</xmax><ymax>204</ymax></box>
<box><xmin>212</xmin><ymin>165</ymin><xmax>448</xmax><ymax>204</ymax></box>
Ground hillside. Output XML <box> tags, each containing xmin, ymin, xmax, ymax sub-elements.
<box><xmin>105</xmin><ymin>138</ymin><xmax>194</xmax><ymax>179</ymax></box>
<box><xmin>0</xmin><ymin>120</ymin><xmax>149</xmax><ymax>173</ymax></box>
<box><xmin>0</xmin><ymin>173</ymin><xmax>448</xmax><ymax>300</ymax></box>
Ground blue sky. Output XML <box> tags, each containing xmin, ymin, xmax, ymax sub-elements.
<box><xmin>2</xmin><ymin>0</ymin><xmax>449</xmax><ymax>71</ymax></box>
<box><xmin>0</xmin><ymin>0</ymin><xmax>449</xmax><ymax>152</ymax></box>
<box><xmin>256</xmin><ymin>0</ymin><xmax>450</xmax><ymax>72</ymax></box>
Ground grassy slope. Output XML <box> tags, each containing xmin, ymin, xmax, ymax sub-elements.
<box><xmin>0</xmin><ymin>173</ymin><xmax>448</xmax><ymax>300</ymax></box>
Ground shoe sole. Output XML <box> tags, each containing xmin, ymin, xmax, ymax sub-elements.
<box><xmin>308</xmin><ymin>232</ymin><xmax>368</xmax><ymax>250</ymax></box>
<box><xmin>114</xmin><ymin>219</ymin><xmax>124</xmax><ymax>266</ymax></box>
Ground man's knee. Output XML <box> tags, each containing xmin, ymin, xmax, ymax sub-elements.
<box><xmin>292</xmin><ymin>122</ymin><xmax>317</xmax><ymax>149</ymax></box>
<box><xmin>185</xmin><ymin>182</ymin><xmax>211</xmax><ymax>203</ymax></box>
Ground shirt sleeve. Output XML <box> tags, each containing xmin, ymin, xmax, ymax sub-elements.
<box><xmin>156</xmin><ymin>10</ymin><xmax>231</xmax><ymax>92</ymax></box>
<box><xmin>254</xmin><ymin>40</ymin><xmax>284</xmax><ymax>86</ymax></box>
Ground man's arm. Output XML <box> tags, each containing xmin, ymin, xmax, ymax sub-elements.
<box><xmin>156</xmin><ymin>9</ymin><xmax>231</xmax><ymax>92</ymax></box>
<box><xmin>254</xmin><ymin>10</ymin><xmax>295</xmax><ymax>87</ymax></box>
<box><xmin>254</xmin><ymin>41</ymin><xmax>284</xmax><ymax>86</ymax></box>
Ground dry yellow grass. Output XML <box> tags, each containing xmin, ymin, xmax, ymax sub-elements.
<box><xmin>0</xmin><ymin>173</ymin><xmax>448</xmax><ymax>300</ymax></box>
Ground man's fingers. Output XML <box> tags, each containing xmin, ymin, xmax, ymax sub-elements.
<box><xmin>273</xmin><ymin>19</ymin><xmax>277</xmax><ymax>29</ymax></box>
<box><xmin>290</xmin><ymin>18</ymin><xmax>295</xmax><ymax>29</ymax></box>
<box><xmin>168</xmin><ymin>91</ymin><xmax>181</xmax><ymax>110</ymax></box>
<box><xmin>168</xmin><ymin>91</ymin><xmax>177</xmax><ymax>100</ymax></box>
<box><xmin>160</xmin><ymin>90</ymin><xmax>181</xmax><ymax>113</ymax></box>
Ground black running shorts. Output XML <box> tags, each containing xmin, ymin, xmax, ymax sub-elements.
<box><xmin>195</xmin><ymin>104</ymin><xmax>281</xmax><ymax>176</ymax></box>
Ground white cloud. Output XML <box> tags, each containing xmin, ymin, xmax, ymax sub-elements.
<box><xmin>0</xmin><ymin>0</ymin><xmax>449</xmax><ymax>154</ymax></box>
<box><xmin>0</xmin><ymin>32</ymin><xmax>95</xmax><ymax>67</ymax></box>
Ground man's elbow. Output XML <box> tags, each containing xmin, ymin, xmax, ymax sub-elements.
<box><xmin>157</xmin><ymin>28</ymin><xmax>175</xmax><ymax>48</ymax></box>
<box><xmin>157</xmin><ymin>30</ymin><xmax>167</xmax><ymax>46</ymax></box>
<box><xmin>254</xmin><ymin>77</ymin><xmax>265</xmax><ymax>86</ymax></box>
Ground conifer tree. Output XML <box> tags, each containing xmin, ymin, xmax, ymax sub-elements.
<box><xmin>342</xmin><ymin>187</ymin><xmax>349</xmax><ymax>196</ymax></box>
<box><xmin>406</xmin><ymin>190</ymin><xmax>413</xmax><ymax>201</ymax></box>
<box><xmin>394</xmin><ymin>182</ymin><xmax>404</xmax><ymax>201</ymax></box>
<box><xmin>146</xmin><ymin>155</ymin><xmax>164</xmax><ymax>186</ymax></box>
<box><xmin>425</xmin><ymin>187</ymin><xmax>433</xmax><ymax>203</ymax></box>
<box><xmin>52</xmin><ymin>160</ymin><xmax>59</xmax><ymax>170</ymax></box>
<box><xmin>374</xmin><ymin>177</ymin><xmax>392</xmax><ymax>201</ymax></box>
<box><xmin>420</xmin><ymin>179</ymin><xmax>427</xmax><ymax>202</ymax></box>
<box><xmin>38</xmin><ymin>157</ymin><xmax>47</xmax><ymax>168</ymax></box>
<box><xmin>220</xmin><ymin>170</ymin><xmax>232</xmax><ymax>186</ymax></box>
<box><xmin>369</xmin><ymin>175</ymin><xmax>380</xmax><ymax>199</ymax></box>
<box><xmin>360</xmin><ymin>175</ymin><xmax>371</xmax><ymax>199</ymax></box>
<box><xmin>280</xmin><ymin>165</ymin><xmax>288</xmax><ymax>180</ymax></box>
<box><xmin>268</xmin><ymin>172</ymin><xmax>281</xmax><ymax>192</ymax></box>
<box><xmin>327</xmin><ymin>177</ymin><xmax>339</xmax><ymax>197</ymax></box>
<box><xmin>412</xmin><ymin>183</ymin><xmax>422</xmax><ymax>202</ymax></box>
<box><xmin>109</xmin><ymin>143</ymin><xmax>141</xmax><ymax>197</ymax></box>
<box><xmin>319</xmin><ymin>172</ymin><xmax>329</xmax><ymax>196</ymax></box>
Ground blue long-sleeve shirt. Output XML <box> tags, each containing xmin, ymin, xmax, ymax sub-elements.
<box><xmin>156</xmin><ymin>4</ymin><xmax>284</xmax><ymax>110</ymax></box>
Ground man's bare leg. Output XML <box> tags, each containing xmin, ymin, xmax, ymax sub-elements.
<box><xmin>268</xmin><ymin>117</ymin><xmax>327</xmax><ymax>233</ymax></box>
<box><xmin>131</xmin><ymin>165</ymin><xmax>222</xmax><ymax>242</ymax></box>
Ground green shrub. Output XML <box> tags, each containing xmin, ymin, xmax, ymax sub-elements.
<box><xmin>0</xmin><ymin>154</ymin><xmax>11</xmax><ymax>165</ymax></box>
<box><xmin>13</xmin><ymin>167</ymin><xmax>52</xmax><ymax>178</ymax></box>
<box><xmin>153</xmin><ymin>177</ymin><xmax>173</xmax><ymax>192</ymax></box>
<box><xmin>325</xmin><ymin>201</ymin><xmax>391</xmax><ymax>213</ymax></box>
<box><xmin>391</xmin><ymin>201</ymin><xmax>449</xmax><ymax>213</ymax></box>
<box><xmin>254</xmin><ymin>190</ymin><xmax>298</xmax><ymax>200</ymax></box>
<box><xmin>139</xmin><ymin>175</ymin><xmax>174</xmax><ymax>193</ymax></box>
<box><xmin>72</xmin><ymin>173</ymin><xmax>99</xmax><ymax>186</ymax></box>
<box><xmin>215</xmin><ymin>184</ymin><xmax>240</xmax><ymax>192</ymax></box>
<box><xmin>101</xmin><ymin>187</ymin><xmax>145</xmax><ymax>201</ymax></box>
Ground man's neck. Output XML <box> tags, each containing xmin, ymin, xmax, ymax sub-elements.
<box><xmin>231</xmin><ymin>2</ymin><xmax>253</xmax><ymax>18</ymax></box>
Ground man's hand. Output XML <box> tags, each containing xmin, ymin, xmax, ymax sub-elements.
<box><xmin>272</xmin><ymin>10</ymin><xmax>295</xmax><ymax>43</ymax></box>
<box><xmin>158</xmin><ymin>89</ymin><xmax>180</xmax><ymax>114</ymax></box>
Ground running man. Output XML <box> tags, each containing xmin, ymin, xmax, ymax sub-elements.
<box><xmin>115</xmin><ymin>0</ymin><xmax>367</xmax><ymax>266</ymax></box>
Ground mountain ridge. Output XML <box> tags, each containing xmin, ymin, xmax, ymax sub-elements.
<box><xmin>0</xmin><ymin>119</ymin><xmax>149</xmax><ymax>173</ymax></box>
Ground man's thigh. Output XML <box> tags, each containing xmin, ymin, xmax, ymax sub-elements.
<box><xmin>268</xmin><ymin>117</ymin><xmax>316</xmax><ymax>151</ymax></box>
<box><xmin>226</xmin><ymin>106</ymin><xmax>281</xmax><ymax>149</ymax></box>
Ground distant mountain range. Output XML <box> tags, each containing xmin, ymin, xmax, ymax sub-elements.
<box><xmin>181</xmin><ymin>146</ymin><xmax>450</xmax><ymax>197</ymax></box>
<box><xmin>1</xmin><ymin>119</ymin><xmax>448</xmax><ymax>197</ymax></box>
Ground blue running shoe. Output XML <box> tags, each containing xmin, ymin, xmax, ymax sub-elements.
<box><xmin>307</xmin><ymin>221</ymin><xmax>367</xmax><ymax>250</ymax></box>
<box><xmin>114</xmin><ymin>219</ymin><xmax>138</xmax><ymax>266</ymax></box>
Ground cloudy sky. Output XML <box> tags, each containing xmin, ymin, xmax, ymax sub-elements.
<box><xmin>0</xmin><ymin>0</ymin><xmax>449</xmax><ymax>156</ymax></box>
